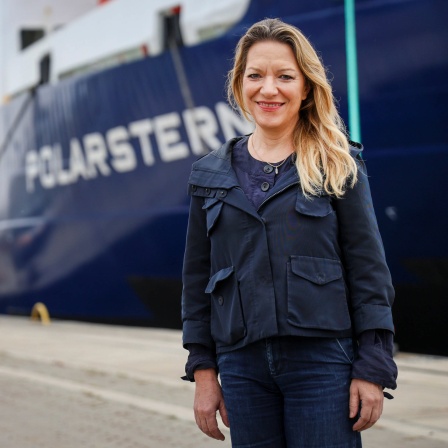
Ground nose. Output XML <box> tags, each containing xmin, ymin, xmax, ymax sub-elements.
<box><xmin>260</xmin><ymin>76</ymin><xmax>278</xmax><ymax>96</ymax></box>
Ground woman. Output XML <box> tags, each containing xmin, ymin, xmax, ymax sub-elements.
<box><xmin>182</xmin><ymin>18</ymin><xmax>397</xmax><ymax>447</ymax></box>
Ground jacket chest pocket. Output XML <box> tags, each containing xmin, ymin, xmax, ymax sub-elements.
<box><xmin>287</xmin><ymin>255</ymin><xmax>351</xmax><ymax>331</ymax></box>
<box><xmin>205</xmin><ymin>266</ymin><xmax>246</xmax><ymax>346</ymax></box>
<box><xmin>295</xmin><ymin>193</ymin><xmax>333</xmax><ymax>217</ymax></box>
<box><xmin>202</xmin><ymin>197</ymin><xmax>224</xmax><ymax>236</ymax></box>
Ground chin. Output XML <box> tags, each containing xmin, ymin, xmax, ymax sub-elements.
<box><xmin>256</xmin><ymin>120</ymin><xmax>289</xmax><ymax>133</ymax></box>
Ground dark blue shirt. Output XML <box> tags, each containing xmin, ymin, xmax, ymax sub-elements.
<box><xmin>231</xmin><ymin>135</ymin><xmax>296</xmax><ymax>209</ymax></box>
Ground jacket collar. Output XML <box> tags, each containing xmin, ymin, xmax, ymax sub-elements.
<box><xmin>188</xmin><ymin>137</ymin><xmax>243</xmax><ymax>189</ymax></box>
<box><xmin>188</xmin><ymin>137</ymin><xmax>362</xmax><ymax>197</ymax></box>
<box><xmin>188</xmin><ymin>137</ymin><xmax>300</xmax><ymax>218</ymax></box>
<box><xmin>349</xmin><ymin>140</ymin><xmax>363</xmax><ymax>158</ymax></box>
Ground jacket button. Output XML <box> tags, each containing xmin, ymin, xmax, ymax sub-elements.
<box><xmin>205</xmin><ymin>188</ymin><xmax>211</xmax><ymax>195</ymax></box>
<box><xmin>218</xmin><ymin>296</ymin><xmax>224</xmax><ymax>306</ymax></box>
<box><xmin>191</xmin><ymin>185</ymin><xmax>197</xmax><ymax>192</ymax></box>
<box><xmin>263</xmin><ymin>165</ymin><xmax>274</xmax><ymax>174</ymax></box>
<box><xmin>261</xmin><ymin>182</ymin><xmax>270</xmax><ymax>192</ymax></box>
<box><xmin>219</xmin><ymin>190</ymin><xmax>227</xmax><ymax>198</ymax></box>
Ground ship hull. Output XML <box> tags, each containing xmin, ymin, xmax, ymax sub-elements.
<box><xmin>1</xmin><ymin>0</ymin><xmax>447</xmax><ymax>355</ymax></box>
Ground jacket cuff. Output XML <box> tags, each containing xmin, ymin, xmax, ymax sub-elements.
<box><xmin>182</xmin><ymin>344</ymin><xmax>217</xmax><ymax>382</ymax></box>
<box><xmin>351</xmin><ymin>329</ymin><xmax>398</xmax><ymax>390</ymax></box>
<box><xmin>353</xmin><ymin>304</ymin><xmax>395</xmax><ymax>335</ymax></box>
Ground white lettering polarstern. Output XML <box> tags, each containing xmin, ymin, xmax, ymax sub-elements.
<box><xmin>25</xmin><ymin>103</ymin><xmax>253</xmax><ymax>192</ymax></box>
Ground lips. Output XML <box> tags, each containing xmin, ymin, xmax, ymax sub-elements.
<box><xmin>257</xmin><ymin>101</ymin><xmax>284</xmax><ymax>111</ymax></box>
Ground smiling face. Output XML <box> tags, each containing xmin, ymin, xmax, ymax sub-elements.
<box><xmin>242</xmin><ymin>40</ymin><xmax>309</xmax><ymax>136</ymax></box>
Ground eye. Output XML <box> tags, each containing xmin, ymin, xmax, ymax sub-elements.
<box><xmin>247</xmin><ymin>73</ymin><xmax>261</xmax><ymax>79</ymax></box>
<box><xmin>279</xmin><ymin>74</ymin><xmax>294</xmax><ymax>80</ymax></box>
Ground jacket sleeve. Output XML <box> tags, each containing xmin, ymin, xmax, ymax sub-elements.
<box><xmin>333</xmin><ymin>153</ymin><xmax>395</xmax><ymax>336</ymax></box>
<box><xmin>181</xmin><ymin>193</ymin><xmax>215</xmax><ymax>349</ymax></box>
<box><xmin>351</xmin><ymin>329</ymin><xmax>398</xmax><ymax>390</ymax></box>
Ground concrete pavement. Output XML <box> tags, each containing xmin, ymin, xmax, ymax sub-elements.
<box><xmin>0</xmin><ymin>316</ymin><xmax>447</xmax><ymax>447</ymax></box>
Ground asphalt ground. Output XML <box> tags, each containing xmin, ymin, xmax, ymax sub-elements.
<box><xmin>0</xmin><ymin>316</ymin><xmax>447</xmax><ymax>447</ymax></box>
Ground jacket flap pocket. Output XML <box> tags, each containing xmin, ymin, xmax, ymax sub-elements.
<box><xmin>205</xmin><ymin>266</ymin><xmax>234</xmax><ymax>293</ymax></box>
<box><xmin>290</xmin><ymin>256</ymin><xmax>342</xmax><ymax>285</ymax></box>
<box><xmin>295</xmin><ymin>194</ymin><xmax>332</xmax><ymax>217</ymax></box>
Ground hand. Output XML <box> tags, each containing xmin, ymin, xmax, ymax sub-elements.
<box><xmin>349</xmin><ymin>378</ymin><xmax>384</xmax><ymax>431</ymax></box>
<box><xmin>193</xmin><ymin>368</ymin><xmax>230</xmax><ymax>441</ymax></box>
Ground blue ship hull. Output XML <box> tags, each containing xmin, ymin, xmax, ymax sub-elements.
<box><xmin>1</xmin><ymin>0</ymin><xmax>447</xmax><ymax>355</ymax></box>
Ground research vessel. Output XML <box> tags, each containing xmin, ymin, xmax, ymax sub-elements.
<box><xmin>1</xmin><ymin>0</ymin><xmax>447</xmax><ymax>355</ymax></box>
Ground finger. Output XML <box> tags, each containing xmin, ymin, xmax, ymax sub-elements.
<box><xmin>354</xmin><ymin>391</ymin><xmax>384</xmax><ymax>431</ymax></box>
<box><xmin>195</xmin><ymin>409</ymin><xmax>225</xmax><ymax>441</ymax></box>
<box><xmin>203</xmin><ymin>415</ymin><xmax>225</xmax><ymax>441</ymax></box>
<box><xmin>218</xmin><ymin>399</ymin><xmax>230</xmax><ymax>428</ymax></box>
<box><xmin>365</xmin><ymin>398</ymin><xmax>383</xmax><ymax>430</ymax></box>
<box><xmin>349</xmin><ymin>384</ymin><xmax>360</xmax><ymax>419</ymax></box>
<box><xmin>352</xmin><ymin>402</ymin><xmax>373</xmax><ymax>432</ymax></box>
<box><xmin>354</xmin><ymin>398</ymin><xmax>385</xmax><ymax>432</ymax></box>
<box><xmin>194</xmin><ymin>412</ymin><xmax>209</xmax><ymax>437</ymax></box>
<box><xmin>194</xmin><ymin>409</ymin><xmax>212</xmax><ymax>439</ymax></box>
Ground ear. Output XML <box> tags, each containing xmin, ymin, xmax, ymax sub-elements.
<box><xmin>302</xmin><ymin>82</ymin><xmax>311</xmax><ymax>100</ymax></box>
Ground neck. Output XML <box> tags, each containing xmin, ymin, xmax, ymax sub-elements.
<box><xmin>249</xmin><ymin>129</ymin><xmax>295</xmax><ymax>163</ymax></box>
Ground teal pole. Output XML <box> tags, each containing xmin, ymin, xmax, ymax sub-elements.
<box><xmin>344</xmin><ymin>0</ymin><xmax>361</xmax><ymax>142</ymax></box>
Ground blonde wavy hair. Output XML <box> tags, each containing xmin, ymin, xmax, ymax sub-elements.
<box><xmin>227</xmin><ymin>18</ymin><xmax>358</xmax><ymax>197</ymax></box>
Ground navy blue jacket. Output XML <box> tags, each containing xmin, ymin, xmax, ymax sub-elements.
<box><xmin>182</xmin><ymin>137</ymin><xmax>395</xmax><ymax>354</ymax></box>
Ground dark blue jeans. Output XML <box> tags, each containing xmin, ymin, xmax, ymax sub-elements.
<box><xmin>217</xmin><ymin>336</ymin><xmax>361</xmax><ymax>448</ymax></box>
